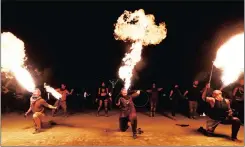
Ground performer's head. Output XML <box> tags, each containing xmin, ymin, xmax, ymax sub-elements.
<box><xmin>239</xmin><ymin>79</ymin><xmax>244</xmax><ymax>86</ymax></box>
<box><xmin>152</xmin><ymin>83</ymin><xmax>156</xmax><ymax>88</ymax></box>
<box><xmin>121</xmin><ymin>88</ymin><xmax>128</xmax><ymax>96</ymax></box>
<box><xmin>212</xmin><ymin>90</ymin><xmax>222</xmax><ymax>99</ymax></box>
<box><xmin>61</xmin><ymin>84</ymin><xmax>66</xmax><ymax>90</ymax></box>
<box><xmin>174</xmin><ymin>84</ymin><xmax>179</xmax><ymax>88</ymax></box>
<box><xmin>32</xmin><ymin>88</ymin><xmax>41</xmax><ymax>98</ymax></box>
<box><xmin>193</xmin><ymin>80</ymin><xmax>199</xmax><ymax>86</ymax></box>
<box><xmin>101</xmin><ymin>82</ymin><xmax>105</xmax><ymax>87</ymax></box>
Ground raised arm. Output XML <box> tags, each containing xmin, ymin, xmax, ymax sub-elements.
<box><xmin>202</xmin><ymin>84</ymin><xmax>213</xmax><ymax>103</ymax></box>
<box><xmin>183</xmin><ymin>90</ymin><xmax>188</xmax><ymax>96</ymax></box>
<box><xmin>232</xmin><ymin>87</ymin><xmax>238</xmax><ymax>98</ymax></box>
<box><xmin>169</xmin><ymin>90</ymin><xmax>173</xmax><ymax>97</ymax></box>
<box><xmin>67</xmin><ymin>89</ymin><xmax>74</xmax><ymax>95</ymax></box>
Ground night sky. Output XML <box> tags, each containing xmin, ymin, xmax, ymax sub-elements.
<box><xmin>2</xmin><ymin>1</ymin><xmax>244</xmax><ymax>90</ymax></box>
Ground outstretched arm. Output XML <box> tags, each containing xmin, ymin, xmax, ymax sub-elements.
<box><xmin>157</xmin><ymin>88</ymin><xmax>163</xmax><ymax>91</ymax></box>
<box><xmin>42</xmin><ymin>100</ymin><xmax>57</xmax><ymax>109</ymax></box>
<box><xmin>146</xmin><ymin>89</ymin><xmax>152</xmax><ymax>93</ymax></box>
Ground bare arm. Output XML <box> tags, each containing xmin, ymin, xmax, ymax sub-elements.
<box><xmin>225</xmin><ymin>99</ymin><xmax>233</xmax><ymax>116</ymax></box>
<box><xmin>106</xmin><ymin>88</ymin><xmax>109</xmax><ymax>94</ymax></box>
<box><xmin>202</xmin><ymin>84</ymin><xmax>213</xmax><ymax>103</ymax></box>
<box><xmin>41</xmin><ymin>100</ymin><xmax>56</xmax><ymax>109</ymax></box>
<box><xmin>183</xmin><ymin>91</ymin><xmax>188</xmax><ymax>96</ymax></box>
<box><xmin>98</xmin><ymin>88</ymin><xmax>100</xmax><ymax>95</ymax></box>
<box><xmin>169</xmin><ymin>90</ymin><xmax>173</xmax><ymax>97</ymax></box>
<box><xmin>116</xmin><ymin>98</ymin><xmax>121</xmax><ymax>106</ymax></box>
<box><xmin>67</xmin><ymin>89</ymin><xmax>74</xmax><ymax>95</ymax></box>
<box><xmin>158</xmin><ymin>88</ymin><xmax>163</xmax><ymax>91</ymax></box>
<box><xmin>232</xmin><ymin>87</ymin><xmax>238</xmax><ymax>98</ymax></box>
<box><xmin>146</xmin><ymin>89</ymin><xmax>152</xmax><ymax>93</ymax></box>
<box><xmin>25</xmin><ymin>103</ymin><xmax>32</xmax><ymax>116</ymax></box>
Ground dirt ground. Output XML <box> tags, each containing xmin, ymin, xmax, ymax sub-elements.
<box><xmin>1</xmin><ymin>110</ymin><xmax>244</xmax><ymax>146</ymax></box>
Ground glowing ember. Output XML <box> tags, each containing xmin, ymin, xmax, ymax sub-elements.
<box><xmin>114</xmin><ymin>9</ymin><xmax>167</xmax><ymax>90</ymax></box>
<box><xmin>214</xmin><ymin>33</ymin><xmax>244</xmax><ymax>86</ymax></box>
<box><xmin>44</xmin><ymin>84</ymin><xmax>62</xmax><ymax>100</ymax></box>
<box><xmin>1</xmin><ymin>32</ymin><xmax>35</xmax><ymax>92</ymax></box>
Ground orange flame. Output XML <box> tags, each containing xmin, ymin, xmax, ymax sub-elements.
<box><xmin>44</xmin><ymin>84</ymin><xmax>62</xmax><ymax>99</ymax></box>
<box><xmin>1</xmin><ymin>32</ymin><xmax>35</xmax><ymax>92</ymax></box>
<box><xmin>114</xmin><ymin>9</ymin><xmax>167</xmax><ymax>90</ymax></box>
<box><xmin>214</xmin><ymin>33</ymin><xmax>244</xmax><ymax>86</ymax></box>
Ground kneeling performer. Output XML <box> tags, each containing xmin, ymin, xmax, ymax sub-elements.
<box><xmin>202</xmin><ymin>84</ymin><xmax>241</xmax><ymax>141</ymax></box>
<box><xmin>25</xmin><ymin>88</ymin><xmax>57</xmax><ymax>134</ymax></box>
<box><xmin>116</xmin><ymin>88</ymin><xmax>141</xmax><ymax>139</ymax></box>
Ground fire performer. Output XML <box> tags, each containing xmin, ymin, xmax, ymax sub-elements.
<box><xmin>169</xmin><ymin>84</ymin><xmax>182</xmax><ymax>117</ymax></box>
<box><xmin>25</xmin><ymin>88</ymin><xmax>57</xmax><ymax>134</ymax></box>
<box><xmin>146</xmin><ymin>83</ymin><xmax>163</xmax><ymax>117</ymax></box>
<box><xmin>232</xmin><ymin>79</ymin><xmax>244</xmax><ymax>124</ymax></box>
<box><xmin>202</xmin><ymin>83</ymin><xmax>241</xmax><ymax>141</ymax></box>
<box><xmin>52</xmin><ymin>84</ymin><xmax>73</xmax><ymax>117</ymax></box>
<box><xmin>184</xmin><ymin>80</ymin><xmax>201</xmax><ymax>119</ymax></box>
<box><xmin>96</xmin><ymin>82</ymin><xmax>110</xmax><ymax>117</ymax></box>
<box><xmin>116</xmin><ymin>88</ymin><xmax>141</xmax><ymax>139</ymax></box>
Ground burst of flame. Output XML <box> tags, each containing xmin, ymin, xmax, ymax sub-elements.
<box><xmin>1</xmin><ymin>32</ymin><xmax>36</xmax><ymax>92</ymax></box>
<box><xmin>114</xmin><ymin>9</ymin><xmax>167</xmax><ymax>90</ymax></box>
<box><xmin>214</xmin><ymin>33</ymin><xmax>244</xmax><ymax>86</ymax></box>
<box><xmin>44</xmin><ymin>84</ymin><xmax>62</xmax><ymax>100</ymax></box>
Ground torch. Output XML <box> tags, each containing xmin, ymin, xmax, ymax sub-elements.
<box><xmin>208</xmin><ymin>61</ymin><xmax>214</xmax><ymax>84</ymax></box>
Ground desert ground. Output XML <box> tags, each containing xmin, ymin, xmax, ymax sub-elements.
<box><xmin>1</xmin><ymin>110</ymin><xmax>244</xmax><ymax>146</ymax></box>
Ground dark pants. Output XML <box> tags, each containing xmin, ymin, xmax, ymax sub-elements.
<box><xmin>206</xmin><ymin>116</ymin><xmax>241</xmax><ymax>139</ymax></box>
<box><xmin>232</xmin><ymin>100</ymin><xmax>244</xmax><ymax>123</ymax></box>
<box><xmin>119</xmin><ymin>116</ymin><xmax>137</xmax><ymax>134</ymax></box>
<box><xmin>171</xmin><ymin>99</ymin><xmax>178</xmax><ymax>116</ymax></box>
<box><xmin>189</xmin><ymin>101</ymin><xmax>198</xmax><ymax>117</ymax></box>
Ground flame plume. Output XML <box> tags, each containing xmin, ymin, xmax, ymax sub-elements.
<box><xmin>114</xmin><ymin>9</ymin><xmax>167</xmax><ymax>90</ymax></box>
<box><xmin>44</xmin><ymin>84</ymin><xmax>62</xmax><ymax>100</ymax></box>
<box><xmin>1</xmin><ymin>32</ymin><xmax>35</xmax><ymax>92</ymax></box>
<box><xmin>214</xmin><ymin>33</ymin><xmax>244</xmax><ymax>86</ymax></box>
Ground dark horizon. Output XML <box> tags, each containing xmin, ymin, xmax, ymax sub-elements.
<box><xmin>2</xmin><ymin>1</ymin><xmax>244</xmax><ymax>90</ymax></box>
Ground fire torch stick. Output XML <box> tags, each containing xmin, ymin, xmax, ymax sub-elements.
<box><xmin>208</xmin><ymin>61</ymin><xmax>214</xmax><ymax>84</ymax></box>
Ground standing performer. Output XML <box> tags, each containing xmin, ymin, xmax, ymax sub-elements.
<box><xmin>202</xmin><ymin>83</ymin><xmax>241</xmax><ymax>141</ymax></box>
<box><xmin>52</xmin><ymin>84</ymin><xmax>73</xmax><ymax>117</ymax></box>
<box><xmin>184</xmin><ymin>80</ymin><xmax>201</xmax><ymax>119</ymax></box>
<box><xmin>146</xmin><ymin>83</ymin><xmax>163</xmax><ymax>117</ymax></box>
<box><xmin>25</xmin><ymin>88</ymin><xmax>57</xmax><ymax>134</ymax></box>
<box><xmin>96</xmin><ymin>82</ymin><xmax>109</xmax><ymax>117</ymax></box>
<box><xmin>116</xmin><ymin>88</ymin><xmax>141</xmax><ymax>139</ymax></box>
<box><xmin>169</xmin><ymin>84</ymin><xmax>181</xmax><ymax>117</ymax></box>
<box><xmin>232</xmin><ymin>79</ymin><xmax>244</xmax><ymax>124</ymax></box>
